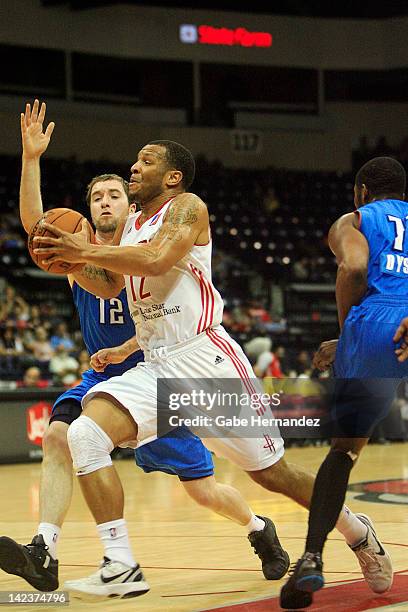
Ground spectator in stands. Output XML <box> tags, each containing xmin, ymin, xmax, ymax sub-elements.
<box><xmin>247</xmin><ymin>300</ymin><xmax>271</xmax><ymax>324</ymax></box>
<box><xmin>19</xmin><ymin>366</ymin><xmax>48</xmax><ymax>388</ymax></box>
<box><xmin>77</xmin><ymin>349</ymin><xmax>90</xmax><ymax>371</ymax></box>
<box><xmin>274</xmin><ymin>346</ymin><xmax>290</xmax><ymax>376</ymax></box>
<box><xmin>49</xmin><ymin>345</ymin><xmax>79</xmax><ymax>386</ymax></box>
<box><xmin>292</xmin><ymin>257</ymin><xmax>310</xmax><ymax>281</ymax></box>
<box><xmin>0</xmin><ymin>284</ymin><xmax>28</xmax><ymax>326</ymax></box>
<box><xmin>293</xmin><ymin>350</ymin><xmax>311</xmax><ymax>376</ymax></box>
<box><xmin>0</xmin><ymin>215</ymin><xmax>25</xmax><ymax>250</ymax></box>
<box><xmin>255</xmin><ymin>343</ymin><xmax>284</xmax><ymax>379</ymax></box>
<box><xmin>244</xmin><ymin>336</ymin><xmax>271</xmax><ymax>366</ymax></box>
<box><xmin>50</xmin><ymin>321</ymin><xmax>75</xmax><ymax>352</ymax></box>
<box><xmin>263</xmin><ymin>185</ymin><xmax>280</xmax><ymax>214</ymax></box>
<box><xmin>230</xmin><ymin>304</ymin><xmax>253</xmax><ymax>335</ymax></box>
<box><xmin>14</xmin><ymin>298</ymin><xmax>30</xmax><ymax>328</ymax></box>
<box><xmin>28</xmin><ymin>326</ymin><xmax>54</xmax><ymax>376</ymax></box>
<box><xmin>244</xmin><ymin>336</ymin><xmax>284</xmax><ymax>379</ymax></box>
<box><xmin>0</xmin><ymin>327</ymin><xmax>25</xmax><ymax>379</ymax></box>
<box><xmin>0</xmin><ymin>326</ymin><xmax>24</xmax><ymax>355</ymax></box>
<box><xmin>29</xmin><ymin>304</ymin><xmax>44</xmax><ymax>327</ymax></box>
<box><xmin>41</xmin><ymin>302</ymin><xmax>62</xmax><ymax>332</ymax></box>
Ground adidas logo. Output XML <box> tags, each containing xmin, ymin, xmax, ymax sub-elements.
<box><xmin>214</xmin><ymin>355</ymin><xmax>224</xmax><ymax>365</ymax></box>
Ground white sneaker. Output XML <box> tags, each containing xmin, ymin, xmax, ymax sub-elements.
<box><xmin>351</xmin><ymin>514</ymin><xmax>393</xmax><ymax>593</ymax></box>
<box><xmin>64</xmin><ymin>557</ymin><xmax>150</xmax><ymax>601</ymax></box>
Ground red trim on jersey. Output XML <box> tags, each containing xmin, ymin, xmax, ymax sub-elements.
<box><xmin>130</xmin><ymin>276</ymin><xmax>137</xmax><ymax>302</ymax></box>
<box><xmin>135</xmin><ymin>198</ymin><xmax>173</xmax><ymax>230</ymax></box>
<box><xmin>208</xmin><ymin>330</ymin><xmax>276</xmax><ymax>451</ymax></box>
<box><xmin>206</xmin><ymin>329</ymin><xmax>264</xmax><ymax>413</ymax></box>
<box><xmin>190</xmin><ymin>264</ymin><xmax>205</xmax><ymax>334</ymax></box>
<box><xmin>206</xmin><ymin>328</ymin><xmax>249</xmax><ymax>391</ymax></box>
<box><xmin>207</xmin><ymin>328</ymin><xmax>267</xmax><ymax>417</ymax></box>
<box><xmin>200</xmin><ymin>272</ymin><xmax>210</xmax><ymax>331</ymax></box>
<box><xmin>201</xmin><ymin>272</ymin><xmax>215</xmax><ymax>331</ymax></box>
<box><xmin>133</xmin><ymin>211</ymin><xmax>143</xmax><ymax>231</ymax></box>
<box><xmin>209</xmin><ymin>329</ymin><xmax>257</xmax><ymax>395</ymax></box>
<box><xmin>190</xmin><ymin>265</ymin><xmax>216</xmax><ymax>333</ymax></box>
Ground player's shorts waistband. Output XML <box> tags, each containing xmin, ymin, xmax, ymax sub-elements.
<box><xmin>144</xmin><ymin>328</ymin><xmax>214</xmax><ymax>362</ymax></box>
<box><xmin>362</xmin><ymin>294</ymin><xmax>408</xmax><ymax>306</ymax></box>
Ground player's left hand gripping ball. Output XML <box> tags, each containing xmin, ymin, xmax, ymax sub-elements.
<box><xmin>30</xmin><ymin>208</ymin><xmax>94</xmax><ymax>274</ymax></box>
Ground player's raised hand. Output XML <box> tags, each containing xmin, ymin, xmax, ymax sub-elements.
<box><xmin>394</xmin><ymin>317</ymin><xmax>408</xmax><ymax>362</ymax></box>
<box><xmin>21</xmin><ymin>99</ymin><xmax>55</xmax><ymax>159</ymax></box>
<box><xmin>312</xmin><ymin>339</ymin><xmax>338</xmax><ymax>371</ymax></box>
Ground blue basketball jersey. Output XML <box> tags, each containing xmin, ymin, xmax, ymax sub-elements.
<box><xmin>358</xmin><ymin>198</ymin><xmax>408</xmax><ymax>300</ymax></box>
<box><xmin>335</xmin><ymin>198</ymin><xmax>408</xmax><ymax>408</ymax></box>
<box><xmin>72</xmin><ymin>282</ymin><xmax>142</xmax><ymax>375</ymax></box>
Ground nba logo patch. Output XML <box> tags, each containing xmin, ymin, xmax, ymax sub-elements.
<box><xmin>109</xmin><ymin>528</ymin><xmax>117</xmax><ymax>538</ymax></box>
<box><xmin>149</xmin><ymin>213</ymin><xmax>162</xmax><ymax>226</ymax></box>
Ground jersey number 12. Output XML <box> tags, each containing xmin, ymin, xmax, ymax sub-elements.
<box><xmin>97</xmin><ymin>297</ymin><xmax>124</xmax><ymax>324</ymax></box>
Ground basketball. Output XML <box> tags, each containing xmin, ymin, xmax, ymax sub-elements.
<box><xmin>27</xmin><ymin>208</ymin><xmax>94</xmax><ymax>275</ymax></box>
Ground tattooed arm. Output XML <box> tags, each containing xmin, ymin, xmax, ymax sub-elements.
<box><xmin>68</xmin><ymin>265</ymin><xmax>125</xmax><ymax>298</ymax></box>
<box><xmin>37</xmin><ymin>193</ymin><xmax>209</xmax><ymax>278</ymax></box>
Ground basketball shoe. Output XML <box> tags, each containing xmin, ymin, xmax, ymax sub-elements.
<box><xmin>279</xmin><ymin>552</ymin><xmax>323</xmax><ymax>609</ymax></box>
<box><xmin>64</xmin><ymin>557</ymin><xmax>150</xmax><ymax>600</ymax></box>
<box><xmin>248</xmin><ymin>515</ymin><xmax>290</xmax><ymax>579</ymax></box>
<box><xmin>351</xmin><ymin>513</ymin><xmax>393</xmax><ymax>593</ymax></box>
<box><xmin>0</xmin><ymin>534</ymin><xmax>58</xmax><ymax>591</ymax></box>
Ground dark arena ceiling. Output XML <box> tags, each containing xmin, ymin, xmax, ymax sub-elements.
<box><xmin>41</xmin><ymin>0</ymin><xmax>408</xmax><ymax>19</ymax></box>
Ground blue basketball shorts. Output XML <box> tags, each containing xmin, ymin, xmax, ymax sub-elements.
<box><xmin>51</xmin><ymin>369</ymin><xmax>214</xmax><ymax>480</ymax></box>
<box><xmin>333</xmin><ymin>295</ymin><xmax>408</xmax><ymax>437</ymax></box>
<box><xmin>135</xmin><ymin>426</ymin><xmax>214</xmax><ymax>480</ymax></box>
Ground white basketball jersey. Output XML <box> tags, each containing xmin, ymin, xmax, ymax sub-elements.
<box><xmin>121</xmin><ymin>198</ymin><xmax>224</xmax><ymax>351</ymax></box>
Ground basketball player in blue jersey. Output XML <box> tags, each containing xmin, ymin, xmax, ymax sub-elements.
<box><xmin>0</xmin><ymin>100</ymin><xmax>286</xmax><ymax>593</ymax></box>
<box><xmin>281</xmin><ymin>156</ymin><xmax>405</xmax><ymax>609</ymax></box>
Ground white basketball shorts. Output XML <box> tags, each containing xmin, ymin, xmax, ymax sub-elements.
<box><xmin>82</xmin><ymin>326</ymin><xmax>284</xmax><ymax>471</ymax></box>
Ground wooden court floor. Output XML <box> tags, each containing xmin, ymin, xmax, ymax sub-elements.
<box><xmin>0</xmin><ymin>443</ymin><xmax>407</xmax><ymax>612</ymax></box>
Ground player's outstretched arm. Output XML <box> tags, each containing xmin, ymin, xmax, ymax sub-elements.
<box><xmin>33</xmin><ymin>193</ymin><xmax>209</xmax><ymax>277</ymax></box>
<box><xmin>19</xmin><ymin>99</ymin><xmax>55</xmax><ymax>234</ymax></box>
<box><xmin>50</xmin><ymin>220</ymin><xmax>125</xmax><ymax>299</ymax></box>
<box><xmin>393</xmin><ymin>317</ymin><xmax>408</xmax><ymax>362</ymax></box>
<box><xmin>328</xmin><ymin>212</ymin><xmax>369</xmax><ymax>329</ymax></box>
<box><xmin>90</xmin><ymin>336</ymin><xmax>140</xmax><ymax>372</ymax></box>
<box><xmin>70</xmin><ymin>263</ymin><xmax>125</xmax><ymax>299</ymax></box>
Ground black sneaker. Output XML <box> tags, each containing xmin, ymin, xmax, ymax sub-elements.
<box><xmin>0</xmin><ymin>535</ymin><xmax>58</xmax><ymax>591</ymax></box>
<box><xmin>280</xmin><ymin>552</ymin><xmax>324</xmax><ymax>609</ymax></box>
<box><xmin>248</xmin><ymin>516</ymin><xmax>290</xmax><ymax>580</ymax></box>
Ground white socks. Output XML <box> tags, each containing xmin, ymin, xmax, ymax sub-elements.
<box><xmin>97</xmin><ymin>518</ymin><xmax>136</xmax><ymax>567</ymax></box>
<box><xmin>245</xmin><ymin>514</ymin><xmax>265</xmax><ymax>534</ymax></box>
<box><xmin>336</xmin><ymin>506</ymin><xmax>367</xmax><ymax>547</ymax></box>
<box><xmin>38</xmin><ymin>523</ymin><xmax>61</xmax><ymax>560</ymax></box>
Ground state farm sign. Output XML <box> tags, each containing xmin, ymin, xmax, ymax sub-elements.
<box><xmin>180</xmin><ymin>24</ymin><xmax>272</xmax><ymax>48</ymax></box>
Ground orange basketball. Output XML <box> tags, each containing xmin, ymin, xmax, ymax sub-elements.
<box><xmin>28</xmin><ymin>208</ymin><xmax>94</xmax><ymax>275</ymax></box>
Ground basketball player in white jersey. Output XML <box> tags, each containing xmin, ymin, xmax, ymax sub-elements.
<box><xmin>34</xmin><ymin>140</ymin><xmax>391</xmax><ymax>600</ymax></box>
